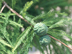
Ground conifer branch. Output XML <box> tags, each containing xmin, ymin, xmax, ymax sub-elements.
<box><xmin>49</xmin><ymin>35</ymin><xmax>72</xmax><ymax>50</ymax></box>
<box><xmin>2</xmin><ymin>1</ymin><xmax>32</xmax><ymax>26</ymax></box>
<box><xmin>2</xmin><ymin>0</ymin><xmax>72</xmax><ymax>51</ymax></box>
<box><xmin>0</xmin><ymin>4</ymin><xmax>6</xmax><ymax>13</ymax></box>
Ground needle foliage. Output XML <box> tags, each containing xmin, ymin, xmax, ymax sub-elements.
<box><xmin>0</xmin><ymin>0</ymin><xmax>72</xmax><ymax>54</ymax></box>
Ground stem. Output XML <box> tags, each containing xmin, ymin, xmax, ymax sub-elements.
<box><xmin>0</xmin><ymin>5</ymin><xmax>6</xmax><ymax>13</ymax></box>
<box><xmin>3</xmin><ymin>1</ymin><xmax>32</xmax><ymax>26</ymax></box>
<box><xmin>49</xmin><ymin>35</ymin><xmax>72</xmax><ymax>50</ymax></box>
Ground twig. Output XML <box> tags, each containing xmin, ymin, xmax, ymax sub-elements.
<box><xmin>49</xmin><ymin>35</ymin><xmax>72</xmax><ymax>50</ymax></box>
<box><xmin>0</xmin><ymin>5</ymin><xmax>6</xmax><ymax>13</ymax></box>
<box><xmin>3</xmin><ymin>1</ymin><xmax>32</xmax><ymax>26</ymax></box>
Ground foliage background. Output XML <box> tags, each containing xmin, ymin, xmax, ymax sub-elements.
<box><xmin>0</xmin><ymin>0</ymin><xmax>72</xmax><ymax>54</ymax></box>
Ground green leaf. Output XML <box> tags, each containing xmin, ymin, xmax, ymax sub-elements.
<box><xmin>12</xmin><ymin>26</ymin><xmax>32</xmax><ymax>52</ymax></box>
<box><xmin>9</xmin><ymin>20</ymin><xmax>23</xmax><ymax>27</ymax></box>
<box><xmin>0</xmin><ymin>43</ymin><xmax>6</xmax><ymax>52</ymax></box>
<box><xmin>20</xmin><ymin>1</ymin><xmax>33</xmax><ymax>17</ymax></box>
<box><xmin>49</xmin><ymin>18</ymin><xmax>71</xmax><ymax>29</ymax></box>
<box><xmin>12</xmin><ymin>0</ymin><xmax>18</xmax><ymax>8</ymax></box>
<box><xmin>33</xmin><ymin>11</ymin><xmax>55</xmax><ymax>20</ymax></box>
<box><xmin>0</xmin><ymin>38</ymin><xmax>13</xmax><ymax>48</ymax></box>
<box><xmin>20</xmin><ymin>30</ymin><xmax>34</xmax><ymax>54</ymax></box>
<box><xmin>25</xmin><ymin>16</ymin><xmax>36</xmax><ymax>25</ymax></box>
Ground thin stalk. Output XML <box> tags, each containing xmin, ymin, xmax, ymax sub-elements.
<box><xmin>0</xmin><ymin>4</ymin><xmax>6</xmax><ymax>13</ymax></box>
<box><xmin>49</xmin><ymin>35</ymin><xmax>72</xmax><ymax>50</ymax></box>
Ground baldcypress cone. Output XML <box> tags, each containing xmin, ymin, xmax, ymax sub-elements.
<box><xmin>39</xmin><ymin>35</ymin><xmax>51</xmax><ymax>46</ymax></box>
<box><xmin>34</xmin><ymin>22</ymin><xmax>48</xmax><ymax>36</ymax></box>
